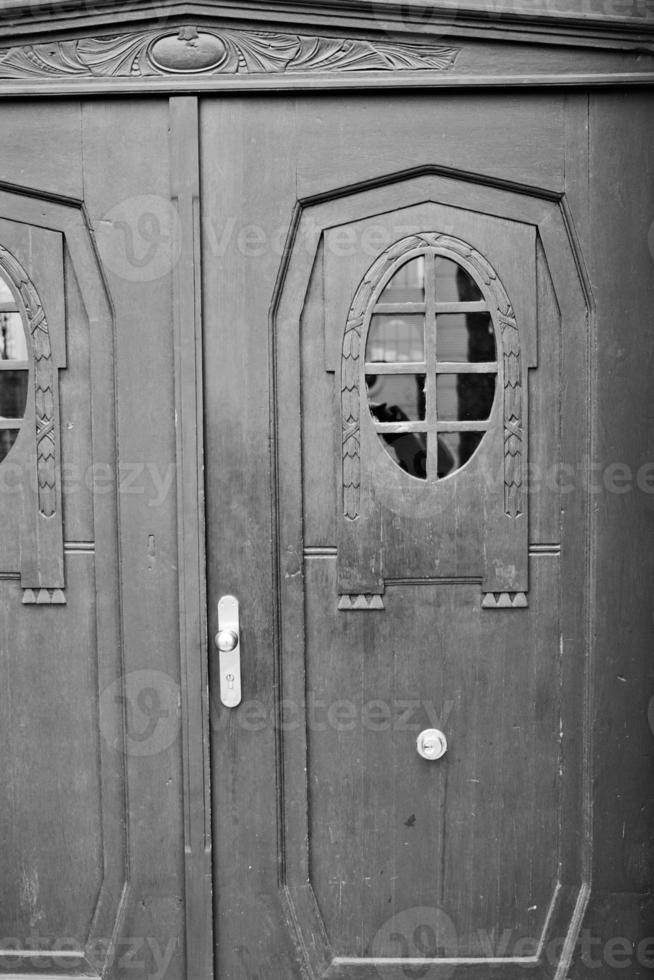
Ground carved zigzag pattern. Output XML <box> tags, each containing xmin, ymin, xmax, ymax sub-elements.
<box><xmin>482</xmin><ymin>591</ymin><xmax>528</xmax><ymax>609</ymax></box>
<box><xmin>0</xmin><ymin>246</ymin><xmax>56</xmax><ymax>520</ymax></box>
<box><xmin>342</xmin><ymin>315</ymin><xmax>362</xmax><ymax>520</ymax></box>
<box><xmin>338</xmin><ymin>593</ymin><xmax>385</xmax><ymax>611</ymax></box>
<box><xmin>22</xmin><ymin>588</ymin><xmax>66</xmax><ymax>605</ymax></box>
<box><xmin>501</xmin><ymin>317</ymin><xmax>523</xmax><ymax>519</ymax></box>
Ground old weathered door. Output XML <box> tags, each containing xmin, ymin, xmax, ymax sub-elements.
<box><xmin>203</xmin><ymin>91</ymin><xmax>592</xmax><ymax>979</ymax></box>
<box><xmin>0</xmin><ymin>7</ymin><xmax>652</xmax><ymax>980</ymax></box>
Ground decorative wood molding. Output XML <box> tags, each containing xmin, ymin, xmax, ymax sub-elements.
<box><xmin>22</xmin><ymin>587</ymin><xmax>66</xmax><ymax>604</ymax></box>
<box><xmin>342</xmin><ymin>234</ymin><xmax>429</xmax><ymax>521</ymax></box>
<box><xmin>338</xmin><ymin>593</ymin><xmax>384</xmax><ymax>610</ymax></box>
<box><xmin>0</xmin><ymin>0</ymin><xmax>652</xmax><ymax>50</ymax></box>
<box><xmin>0</xmin><ymin>26</ymin><xmax>459</xmax><ymax>78</ymax></box>
<box><xmin>501</xmin><ymin>313</ymin><xmax>523</xmax><ymax>518</ymax></box>
<box><xmin>0</xmin><ymin>244</ymin><xmax>57</xmax><ymax>520</ymax></box>
<box><xmin>0</xmin><ymin>238</ymin><xmax>66</xmax><ymax>603</ymax></box>
<box><xmin>482</xmin><ymin>590</ymin><xmax>528</xmax><ymax>609</ymax></box>
<box><xmin>341</xmin><ymin>231</ymin><xmax>524</xmax><ymax>521</ymax></box>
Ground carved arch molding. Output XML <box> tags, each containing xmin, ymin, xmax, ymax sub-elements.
<box><xmin>0</xmin><ymin>194</ymin><xmax>114</xmax><ymax>607</ymax></box>
<box><xmin>339</xmin><ymin>229</ymin><xmax>529</xmax><ymax>611</ymax></box>
<box><xmin>0</xmin><ymin>228</ymin><xmax>66</xmax><ymax>605</ymax></box>
<box><xmin>342</xmin><ymin>232</ymin><xmax>523</xmax><ymax>524</ymax></box>
<box><xmin>271</xmin><ymin>174</ymin><xmax>591</xmax><ymax>618</ymax></box>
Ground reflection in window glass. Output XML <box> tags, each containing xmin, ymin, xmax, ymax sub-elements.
<box><xmin>0</xmin><ymin>370</ymin><xmax>29</xmax><ymax>418</ymax></box>
<box><xmin>365</xmin><ymin>246</ymin><xmax>498</xmax><ymax>481</ymax></box>
<box><xmin>437</xmin><ymin>432</ymin><xmax>484</xmax><ymax>478</ymax></box>
<box><xmin>436</xmin><ymin>374</ymin><xmax>496</xmax><ymax>422</ymax></box>
<box><xmin>366</xmin><ymin>374</ymin><xmax>426</xmax><ymax>423</ymax></box>
<box><xmin>436</xmin><ymin>312</ymin><xmax>496</xmax><ymax>362</ymax></box>
<box><xmin>0</xmin><ymin>276</ymin><xmax>14</xmax><ymax>305</ymax></box>
<box><xmin>0</xmin><ymin>428</ymin><xmax>18</xmax><ymax>462</ymax></box>
<box><xmin>366</xmin><ymin>314</ymin><xmax>424</xmax><ymax>363</ymax></box>
<box><xmin>377</xmin><ymin>433</ymin><xmax>427</xmax><ymax>480</ymax></box>
<box><xmin>379</xmin><ymin>256</ymin><xmax>424</xmax><ymax>304</ymax></box>
<box><xmin>0</xmin><ymin>272</ymin><xmax>29</xmax><ymax>463</ymax></box>
<box><xmin>434</xmin><ymin>257</ymin><xmax>483</xmax><ymax>303</ymax></box>
<box><xmin>0</xmin><ymin>312</ymin><xmax>28</xmax><ymax>361</ymax></box>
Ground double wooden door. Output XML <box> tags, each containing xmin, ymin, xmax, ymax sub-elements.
<box><xmin>0</xmin><ymin>88</ymin><xmax>652</xmax><ymax>980</ymax></box>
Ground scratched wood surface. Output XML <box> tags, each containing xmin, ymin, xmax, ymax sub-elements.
<box><xmin>203</xmin><ymin>91</ymin><xmax>590</xmax><ymax>980</ymax></box>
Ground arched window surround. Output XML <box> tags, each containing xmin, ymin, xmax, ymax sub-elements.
<box><xmin>341</xmin><ymin>232</ymin><xmax>523</xmax><ymax>522</ymax></box>
<box><xmin>0</xmin><ymin>243</ymin><xmax>56</xmax><ymax>520</ymax></box>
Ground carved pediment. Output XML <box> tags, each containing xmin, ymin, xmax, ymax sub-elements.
<box><xmin>0</xmin><ymin>26</ymin><xmax>460</xmax><ymax>77</ymax></box>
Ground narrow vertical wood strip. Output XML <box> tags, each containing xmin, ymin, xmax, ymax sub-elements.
<box><xmin>169</xmin><ymin>95</ymin><xmax>213</xmax><ymax>980</ymax></box>
<box><xmin>425</xmin><ymin>248</ymin><xmax>439</xmax><ymax>480</ymax></box>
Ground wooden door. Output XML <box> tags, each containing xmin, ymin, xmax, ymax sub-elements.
<box><xmin>203</xmin><ymin>92</ymin><xmax>592</xmax><ymax>980</ymax></box>
<box><xmin>0</xmin><ymin>11</ymin><xmax>652</xmax><ymax>980</ymax></box>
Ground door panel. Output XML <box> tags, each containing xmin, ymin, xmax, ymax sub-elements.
<box><xmin>0</xmin><ymin>100</ymin><xmax>188</xmax><ymax>978</ymax></box>
<box><xmin>203</xmin><ymin>93</ymin><xmax>590</xmax><ymax>979</ymax></box>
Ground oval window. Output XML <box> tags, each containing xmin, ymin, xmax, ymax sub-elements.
<box><xmin>0</xmin><ymin>270</ymin><xmax>29</xmax><ymax>462</ymax></box>
<box><xmin>365</xmin><ymin>251</ymin><xmax>497</xmax><ymax>480</ymax></box>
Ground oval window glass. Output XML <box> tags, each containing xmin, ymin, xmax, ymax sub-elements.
<box><xmin>365</xmin><ymin>249</ymin><xmax>497</xmax><ymax>481</ymax></box>
<box><xmin>0</xmin><ymin>272</ymin><xmax>29</xmax><ymax>462</ymax></box>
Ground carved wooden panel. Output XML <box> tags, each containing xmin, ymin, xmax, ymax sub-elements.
<box><xmin>0</xmin><ymin>225</ymin><xmax>66</xmax><ymax>603</ymax></box>
<box><xmin>0</xmin><ymin>26</ymin><xmax>459</xmax><ymax>78</ymax></box>
<box><xmin>336</xmin><ymin>225</ymin><xmax>531</xmax><ymax>609</ymax></box>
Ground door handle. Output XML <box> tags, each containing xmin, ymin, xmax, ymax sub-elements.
<box><xmin>215</xmin><ymin>595</ymin><xmax>241</xmax><ymax>707</ymax></box>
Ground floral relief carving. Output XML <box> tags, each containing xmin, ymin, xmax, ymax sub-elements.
<box><xmin>0</xmin><ymin>27</ymin><xmax>460</xmax><ymax>78</ymax></box>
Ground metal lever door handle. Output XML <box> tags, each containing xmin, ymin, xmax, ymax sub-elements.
<box><xmin>215</xmin><ymin>595</ymin><xmax>241</xmax><ymax>707</ymax></box>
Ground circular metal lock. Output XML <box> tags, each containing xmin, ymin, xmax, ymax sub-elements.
<box><xmin>215</xmin><ymin>628</ymin><xmax>238</xmax><ymax>653</ymax></box>
<box><xmin>416</xmin><ymin>728</ymin><xmax>448</xmax><ymax>761</ymax></box>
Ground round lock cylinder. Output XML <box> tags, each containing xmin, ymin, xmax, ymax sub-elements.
<box><xmin>416</xmin><ymin>729</ymin><xmax>448</xmax><ymax>761</ymax></box>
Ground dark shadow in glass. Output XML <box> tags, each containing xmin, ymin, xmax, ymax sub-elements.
<box><xmin>0</xmin><ymin>312</ymin><xmax>28</xmax><ymax>361</ymax></box>
<box><xmin>0</xmin><ymin>428</ymin><xmax>18</xmax><ymax>463</ymax></box>
<box><xmin>0</xmin><ymin>370</ymin><xmax>28</xmax><ymax>419</ymax></box>
<box><xmin>376</xmin><ymin>432</ymin><xmax>427</xmax><ymax>480</ymax></box>
<box><xmin>437</xmin><ymin>374</ymin><xmax>496</xmax><ymax>422</ymax></box>
<box><xmin>366</xmin><ymin>373</ymin><xmax>426</xmax><ymax>422</ymax></box>
<box><xmin>437</xmin><ymin>431</ymin><xmax>484</xmax><ymax>477</ymax></box>
<box><xmin>436</xmin><ymin>312</ymin><xmax>495</xmax><ymax>362</ymax></box>
<box><xmin>434</xmin><ymin>258</ymin><xmax>483</xmax><ymax>303</ymax></box>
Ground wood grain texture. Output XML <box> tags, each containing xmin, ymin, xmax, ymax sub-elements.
<box><xmin>565</xmin><ymin>90</ymin><xmax>654</xmax><ymax>977</ymax></box>
<box><xmin>169</xmin><ymin>94</ymin><xmax>213</xmax><ymax>980</ymax></box>
<box><xmin>268</xmin><ymin>100</ymin><xmax>590</xmax><ymax>975</ymax></box>
<box><xmin>0</xmin><ymin>0</ymin><xmax>652</xmax><ymax>48</ymax></box>
<box><xmin>80</xmin><ymin>96</ymin><xmax>186</xmax><ymax>973</ymax></box>
<box><xmin>202</xmin><ymin>95</ymin><xmax>306</xmax><ymax>980</ymax></box>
